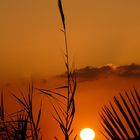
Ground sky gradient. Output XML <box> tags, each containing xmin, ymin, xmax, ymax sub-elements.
<box><xmin>0</xmin><ymin>0</ymin><xmax>140</xmax><ymax>79</ymax></box>
<box><xmin>0</xmin><ymin>0</ymin><xmax>140</xmax><ymax>139</ymax></box>
<box><xmin>3</xmin><ymin>70</ymin><xmax>140</xmax><ymax>140</ymax></box>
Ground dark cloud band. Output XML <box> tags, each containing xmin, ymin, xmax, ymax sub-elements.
<box><xmin>60</xmin><ymin>63</ymin><xmax>140</xmax><ymax>81</ymax></box>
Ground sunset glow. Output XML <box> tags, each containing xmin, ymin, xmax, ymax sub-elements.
<box><xmin>0</xmin><ymin>0</ymin><xmax>140</xmax><ymax>140</ymax></box>
<box><xmin>80</xmin><ymin>128</ymin><xmax>95</xmax><ymax>140</ymax></box>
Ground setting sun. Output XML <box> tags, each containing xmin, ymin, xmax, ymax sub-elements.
<box><xmin>80</xmin><ymin>128</ymin><xmax>95</xmax><ymax>140</ymax></box>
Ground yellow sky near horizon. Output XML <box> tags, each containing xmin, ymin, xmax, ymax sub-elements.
<box><xmin>0</xmin><ymin>0</ymin><xmax>140</xmax><ymax>78</ymax></box>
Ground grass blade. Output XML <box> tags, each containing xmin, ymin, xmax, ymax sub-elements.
<box><xmin>58</xmin><ymin>0</ymin><xmax>65</xmax><ymax>29</ymax></box>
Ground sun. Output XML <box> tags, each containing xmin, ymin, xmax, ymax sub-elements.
<box><xmin>80</xmin><ymin>128</ymin><xmax>95</xmax><ymax>140</ymax></box>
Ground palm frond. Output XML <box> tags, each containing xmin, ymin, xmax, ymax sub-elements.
<box><xmin>100</xmin><ymin>88</ymin><xmax>140</xmax><ymax>140</ymax></box>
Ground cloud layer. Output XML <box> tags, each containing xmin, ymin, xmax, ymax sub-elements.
<box><xmin>60</xmin><ymin>63</ymin><xmax>140</xmax><ymax>81</ymax></box>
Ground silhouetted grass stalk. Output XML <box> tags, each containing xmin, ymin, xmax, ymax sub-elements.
<box><xmin>57</xmin><ymin>0</ymin><xmax>77</xmax><ymax>139</ymax></box>
<box><xmin>12</xmin><ymin>83</ymin><xmax>42</xmax><ymax>140</ymax></box>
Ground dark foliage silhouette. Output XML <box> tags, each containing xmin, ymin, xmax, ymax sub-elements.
<box><xmin>100</xmin><ymin>88</ymin><xmax>140</xmax><ymax>140</ymax></box>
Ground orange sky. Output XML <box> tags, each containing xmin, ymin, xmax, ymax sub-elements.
<box><xmin>0</xmin><ymin>0</ymin><xmax>140</xmax><ymax>79</ymax></box>
<box><xmin>0</xmin><ymin>0</ymin><xmax>140</xmax><ymax>139</ymax></box>
<box><xmin>2</xmin><ymin>74</ymin><xmax>140</xmax><ymax>140</ymax></box>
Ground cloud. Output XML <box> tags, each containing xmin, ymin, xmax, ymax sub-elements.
<box><xmin>116</xmin><ymin>64</ymin><xmax>140</xmax><ymax>78</ymax></box>
<box><xmin>59</xmin><ymin>63</ymin><xmax>140</xmax><ymax>81</ymax></box>
<box><xmin>76</xmin><ymin>65</ymin><xmax>115</xmax><ymax>81</ymax></box>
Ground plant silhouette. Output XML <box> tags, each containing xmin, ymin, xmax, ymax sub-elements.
<box><xmin>100</xmin><ymin>88</ymin><xmax>140</xmax><ymax>140</ymax></box>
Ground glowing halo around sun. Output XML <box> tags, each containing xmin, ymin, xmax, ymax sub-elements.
<box><xmin>80</xmin><ymin>128</ymin><xmax>95</xmax><ymax>140</ymax></box>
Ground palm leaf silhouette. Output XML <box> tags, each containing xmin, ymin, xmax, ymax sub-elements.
<box><xmin>100</xmin><ymin>88</ymin><xmax>140</xmax><ymax>140</ymax></box>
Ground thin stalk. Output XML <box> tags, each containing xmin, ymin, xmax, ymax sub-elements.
<box><xmin>57</xmin><ymin>1</ymin><xmax>76</xmax><ymax>139</ymax></box>
<box><xmin>64</xmin><ymin>27</ymin><xmax>70</xmax><ymax>134</ymax></box>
